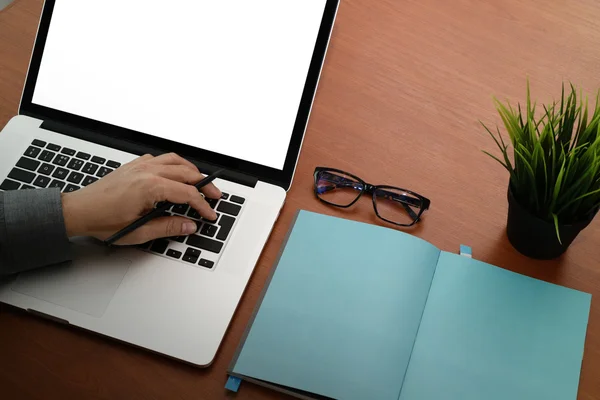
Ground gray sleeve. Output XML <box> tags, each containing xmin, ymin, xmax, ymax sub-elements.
<box><xmin>0</xmin><ymin>188</ymin><xmax>72</xmax><ymax>276</ymax></box>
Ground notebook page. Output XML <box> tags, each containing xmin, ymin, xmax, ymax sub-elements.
<box><xmin>399</xmin><ymin>252</ymin><xmax>591</xmax><ymax>400</ymax></box>
<box><xmin>232</xmin><ymin>211</ymin><xmax>441</xmax><ymax>400</ymax></box>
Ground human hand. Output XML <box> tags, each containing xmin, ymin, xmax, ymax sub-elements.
<box><xmin>61</xmin><ymin>153</ymin><xmax>221</xmax><ymax>245</ymax></box>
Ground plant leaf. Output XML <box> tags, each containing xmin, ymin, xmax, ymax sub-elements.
<box><xmin>551</xmin><ymin>157</ymin><xmax>567</xmax><ymax>210</ymax></box>
<box><xmin>556</xmin><ymin>187</ymin><xmax>600</xmax><ymax>215</ymax></box>
<box><xmin>515</xmin><ymin>148</ymin><xmax>539</xmax><ymax>210</ymax></box>
<box><xmin>482</xmin><ymin>150</ymin><xmax>510</xmax><ymax>171</ymax></box>
<box><xmin>552</xmin><ymin>213</ymin><xmax>562</xmax><ymax>245</ymax></box>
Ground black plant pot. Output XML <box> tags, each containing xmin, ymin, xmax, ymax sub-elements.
<box><xmin>506</xmin><ymin>189</ymin><xmax>598</xmax><ymax>260</ymax></box>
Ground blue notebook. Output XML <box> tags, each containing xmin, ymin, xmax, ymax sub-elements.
<box><xmin>228</xmin><ymin>210</ymin><xmax>591</xmax><ymax>400</ymax></box>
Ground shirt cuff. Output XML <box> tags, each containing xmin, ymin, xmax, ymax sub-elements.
<box><xmin>2</xmin><ymin>187</ymin><xmax>72</xmax><ymax>275</ymax></box>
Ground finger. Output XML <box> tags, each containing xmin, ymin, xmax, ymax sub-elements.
<box><xmin>153</xmin><ymin>177</ymin><xmax>217</xmax><ymax>220</ymax></box>
<box><xmin>116</xmin><ymin>216</ymin><xmax>197</xmax><ymax>245</ymax></box>
<box><xmin>152</xmin><ymin>165</ymin><xmax>222</xmax><ymax>198</ymax></box>
<box><xmin>149</xmin><ymin>165</ymin><xmax>204</xmax><ymax>185</ymax></box>
<box><xmin>128</xmin><ymin>154</ymin><xmax>154</xmax><ymax>165</ymax></box>
<box><xmin>148</xmin><ymin>153</ymin><xmax>222</xmax><ymax>198</ymax></box>
<box><xmin>199</xmin><ymin>181</ymin><xmax>222</xmax><ymax>199</ymax></box>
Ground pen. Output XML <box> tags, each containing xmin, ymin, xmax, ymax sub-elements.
<box><xmin>104</xmin><ymin>169</ymin><xmax>225</xmax><ymax>245</ymax></box>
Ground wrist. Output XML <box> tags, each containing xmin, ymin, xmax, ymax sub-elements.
<box><xmin>61</xmin><ymin>192</ymin><xmax>88</xmax><ymax>237</ymax></box>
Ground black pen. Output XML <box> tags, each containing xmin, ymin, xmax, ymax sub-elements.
<box><xmin>104</xmin><ymin>169</ymin><xmax>224</xmax><ymax>246</ymax></box>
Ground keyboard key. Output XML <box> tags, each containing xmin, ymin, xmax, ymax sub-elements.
<box><xmin>150</xmin><ymin>239</ymin><xmax>169</xmax><ymax>254</ymax></box>
<box><xmin>16</xmin><ymin>157</ymin><xmax>41</xmax><ymax>171</ymax></box>
<box><xmin>52</xmin><ymin>154</ymin><xmax>70</xmax><ymax>166</ymax></box>
<box><xmin>52</xmin><ymin>167</ymin><xmax>69</xmax><ymax>179</ymax></box>
<box><xmin>198</xmin><ymin>259</ymin><xmax>214</xmax><ymax>269</ymax></box>
<box><xmin>221</xmin><ymin>192</ymin><xmax>229</xmax><ymax>200</ymax></box>
<box><xmin>64</xmin><ymin>184</ymin><xmax>80</xmax><ymax>193</ymax></box>
<box><xmin>206</xmin><ymin>198</ymin><xmax>219</xmax><ymax>209</ymax></box>
<box><xmin>67</xmin><ymin>171</ymin><xmax>84</xmax><ymax>184</ymax></box>
<box><xmin>200</xmin><ymin>224</ymin><xmax>218</xmax><ymax>238</ymax></box>
<box><xmin>106</xmin><ymin>160</ymin><xmax>121</xmax><ymax>168</ymax></box>
<box><xmin>170</xmin><ymin>236</ymin><xmax>186</xmax><ymax>243</ymax></box>
<box><xmin>49</xmin><ymin>180</ymin><xmax>66</xmax><ymax>190</ymax></box>
<box><xmin>201</xmin><ymin>211</ymin><xmax>220</xmax><ymax>222</ymax></box>
<box><xmin>186</xmin><ymin>235</ymin><xmax>223</xmax><ymax>254</ymax></box>
<box><xmin>38</xmin><ymin>150</ymin><xmax>55</xmax><ymax>162</ymax></box>
<box><xmin>67</xmin><ymin>158</ymin><xmax>84</xmax><ymax>171</ymax></box>
<box><xmin>182</xmin><ymin>248</ymin><xmax>201</xmax><ymax>263</ymax></box>
<box><xmin>230</xmin><ymin>195</ymin><xmax>245</xmax><ymax>205</ymax></box>
<box><xmin>155</xmin><ymin>201</ymin><xmax>168</xmax><ymax>209</ymax></box>
<box><xmin>187</xmin><ymin>208</ymin><xmax>201</xmax><ymax>219</ymax></box>
<box><xmin>81</xmin><ymin>176</ymin><xmax>98</xmax><ymax>186</ymax></box>
<box><xmin>0</xmin><ymin>179</ymin><xmax>20</xmax><ymax>190</ymax></box>
<box><xmin>135</xmin><ymin>241</ymin><xmax>152</xmax><ymax>250</ymax></box>
<box><xmin>82</xmin><ymin>162</ymin><xmax>99</xmax><ymax>175</ymax></box>
<box><xmin>91</xmin><ymin>156</ymin><xmax>106</xmax><ymax>165</ymax></box>
<box><xmin>61</xmin><ymin>147</ymin><xmax>76</xmax><ymax>156</ymax></box>
<box><xmin>76</xmin><ymin>152</ymin><xmax>91</xmax><ymax>160</ymax></box>
<box><xmin>47</xmin><ymin>143</ymin><xmax>61</xmax><ymax>151</ymax></box>
<box><xmin>166</xmin><ymin>249</ymin><xmax>182</xmax><ymax>259</ymax></box>
<box><xmin>32</xmin><ymin>139</ymin><xmax>46</xmax><ymax>147</ymax></box>
<box><xmin>216</xmin><ymin>201</ymin><xmax>241</xmax><ymax>217</ymax></box>
<box><xmin>24</xmin><ymin>146</ymin><xmax>41</xmax><ymax>158</ymax></box>
<box><xmin>172</xmin><ymin>204</ymin><xmax>189</xmax><ymax>215</ymax></box>
<box><xmin>33</xmin><ymin>175</ymin><xmax>51</xmax><ymax>188</ymax></box>
<box><xmin>216</xmin><ymin>215</ymin><xmax>235</xmax><ymax>241</ymax></box>
<box><xmin>20</xmin><ymin>185</ymin><xmax>35</xmax><ymax>190</ymax></box>
<box><xmin>8</xmin><ymin>168</ymin><xmax>35</xmax><ymax>184</ymax></box>
<box><xmin>96</xmin><ymin>167</ymin><xmax>113</xmax><ymax>177</ymax></box>
<box><xmin>38</xmin><ymin>163</ymin><xmax>55</xmax><ymax>176</ymax></box>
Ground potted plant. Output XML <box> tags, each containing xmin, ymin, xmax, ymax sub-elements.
<box><xmin>483</xmin><ymin>83</ymin><xmax>600</xmax><ymax>259</ymax></box>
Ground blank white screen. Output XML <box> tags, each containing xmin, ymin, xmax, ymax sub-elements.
<box><xmin>32</xmin><ymin>0</ymin><xmax>327</xmax><ymax>169</ymax></box>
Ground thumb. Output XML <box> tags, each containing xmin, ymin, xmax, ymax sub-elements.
<box><xmin>118</xmin><ymin>216</ymin><xmax>197</xmax><ymax>245</ymax></box>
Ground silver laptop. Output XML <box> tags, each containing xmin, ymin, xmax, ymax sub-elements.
<box><xmin>0</xmin><ymin>0</ymin><xmax>338</xmax><ymax>366</ymax></box>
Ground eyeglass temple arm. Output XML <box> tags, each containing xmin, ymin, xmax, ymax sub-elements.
<box><xmin>318</xmin><ymin>180</ymin><xmax>419</xmax><ymax>220</ymax></box>
<box><xmin>375</xmin><ymin>189</ymin><xmax>419</xmax><ymax>220</ymax></box>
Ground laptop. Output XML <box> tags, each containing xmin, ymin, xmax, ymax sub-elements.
<box><xmin>0</xmin><ymin>0</ymin><xmax>339</xmax><ymax>366</ymax></box>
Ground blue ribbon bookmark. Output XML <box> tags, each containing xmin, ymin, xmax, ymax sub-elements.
<box><xmin>225</xmin><ymin>376</ymin><xmax>242</xmax><ymax>392</ymax></box>
<box><xmin>460</xmin><ymin>244</ymin><xmax>472</xmax><ymax>258</ymax></box>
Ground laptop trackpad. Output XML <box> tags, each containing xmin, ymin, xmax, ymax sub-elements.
<box><xmin>11</xmin><ymin>241</ymin><xmax>131</xmax><ymax>318</ymax></box>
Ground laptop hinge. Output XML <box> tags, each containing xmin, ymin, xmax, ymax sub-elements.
<box><xmin>40</xmin><ymin>120</ymin><xmax>258</xmax><ymax>188</ymax></box>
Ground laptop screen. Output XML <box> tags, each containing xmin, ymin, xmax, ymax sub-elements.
<box><xmin>31</xmin><ymin>0</ymin><xmax>328</xmax><ymax>170</ymax></box>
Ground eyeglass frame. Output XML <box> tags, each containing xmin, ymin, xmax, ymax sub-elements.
<box><xmin>313</xmin><ymin>167</ymin><xmax>431</xmax><ymax>227</ymax></box>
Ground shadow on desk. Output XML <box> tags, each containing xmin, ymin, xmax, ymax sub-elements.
<box><xmin>484</xmin><ymin>230</ymin><xmax>567</xmax><ymax>284</ymax></box>
<box><xmin>0</xmin><ymin>302</ymin><xmax>213</xmax><ymax>372</ymax></box>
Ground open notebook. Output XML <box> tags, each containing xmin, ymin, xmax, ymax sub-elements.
<box><xmin>228</xmin><ymin>210</ymin><xmax>591</xmax><ymax>400</ymax></box>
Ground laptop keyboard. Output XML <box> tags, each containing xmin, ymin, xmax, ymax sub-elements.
<box><xmin>2</xmin><ymin>139</ymin><xmax>115</xmax><ymax>192</ymax></box>
<box><xmin>140</xmin><ymin>190</ymin><xmax>245</xmax><ymax>268</ymax></box>
<box><xmin>0</xmin><ymin>139</ymin><xmax>246</xmax><ymax>270</ymax></box>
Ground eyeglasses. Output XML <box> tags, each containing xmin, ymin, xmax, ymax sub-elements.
<box><xmin>313</xmin><ymin>167</ymin><xmax>431</xmax><ymax>227</ymax></box>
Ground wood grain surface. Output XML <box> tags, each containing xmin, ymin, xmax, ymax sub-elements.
<box><xmin>1</xmin><ymin>0</ymin><xmax>599</xmax><ymax>399</ymax></box>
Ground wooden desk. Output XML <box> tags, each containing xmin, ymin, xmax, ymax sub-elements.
<box><xmin>1</xmin><ymin>0</ymin><xmax>599</xmax><ymax>398</ymax></box>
